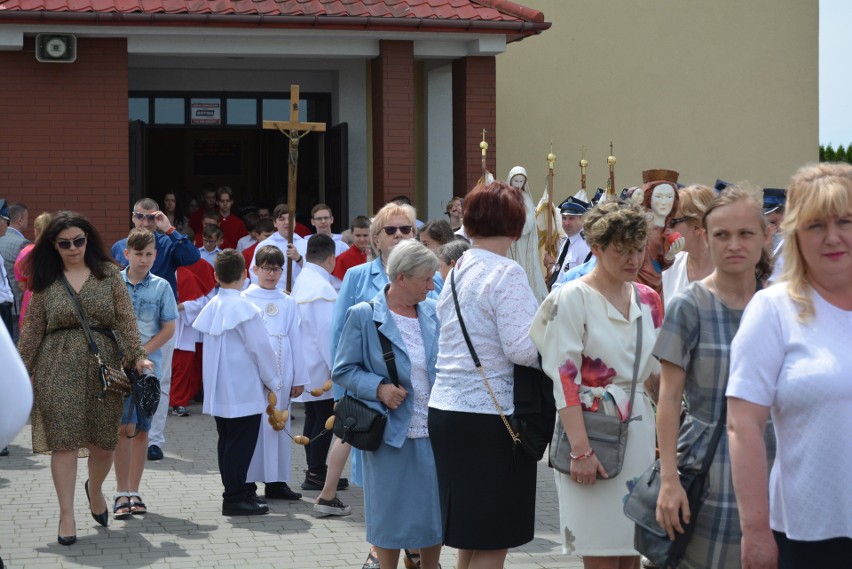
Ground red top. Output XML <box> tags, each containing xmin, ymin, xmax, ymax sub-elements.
<box><xmin>332</xmin><ymin>244</ymin><xmax>368</xmax><ymax>280</ymax></box>
<box><xmin>294</xmin><ymin>222</ymin><xmax>312</xmax><ymax>238</ymax></box>
<box><xmin>242</xmin><ymin>241</ymin><xmax>260</xmax><ymax>273</ymax></box>
<box><xmin>218</xmin><ymin>214</ymin><xmax>248</xmax><ymax>250</ymax></box>
<box><xmin>179</xmin><ymin>260</ymin><xmax>216</xmax><ymax>299</ymax></box>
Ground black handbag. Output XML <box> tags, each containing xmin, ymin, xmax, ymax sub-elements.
<box><xmin>549</xmin><ymin>284</ymin><xmax>642</xmax><ymax>479</ymax></box>
<box><xmin>333</xmin><ymin>305</ymin><xmax>399</xmax><ymax>451</ymax></box>
<box><xmin>126</xmin><ymin>367</ymin><xmax>161</xmax><ymax>418</ymax></box>
<box><xmin>623</xmin><ymin>405</ymin><xmax>728</xmax><ymax>568</ymax></box>
<box><xmin>449</xmin><ymin>268</ymin><xmax>555</xmax><ymax>461</ymax></box>
<box><xmin>60</xmin><ymin>277</ymin><xmax>132</xmax><ymax>400</ymax></box>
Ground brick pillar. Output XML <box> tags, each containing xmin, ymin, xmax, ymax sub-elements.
<box><xmin>371</xmin><ymin>40</ymin><xmax>415</xmax><ymax>213</ymax></box>
<box><xmin>0</xmin><ymin>38</ymin><xmax>129</xmax><ymax>244</ymax></box>
<box><xmin>452</xmin><ymin>56</ymin><xmax>497</xmax><ymax>197</ymax></box>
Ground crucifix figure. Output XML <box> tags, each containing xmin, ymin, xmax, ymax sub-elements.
<box><xmin>263</xmin><ymin>84</ymin><xmax>327</xmax><ymax>291</ymax></box>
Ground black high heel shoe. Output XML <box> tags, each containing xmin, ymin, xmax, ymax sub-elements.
<box><xmin>57</xmin><ymin>521</ymin><xmax>76</xmax><ymax>546</ymax></box>
<box><xmin>84</xmin><ymin>479</ymin><xmax>109</xmax><ymax>527</ymax></box>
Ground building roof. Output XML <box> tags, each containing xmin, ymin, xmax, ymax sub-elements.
<box><xmin>0</xmin><ymin>0</ymin><xmax>549</xmax><ymax>41</ymax></box>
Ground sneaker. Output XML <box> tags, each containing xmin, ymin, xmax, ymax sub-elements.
<box><xmin>265</xmin><ymin>482</ymin><xmax>302</xmax><ymax>500</ymax></box>
<box><xmin>313</xmin><ymin>496</ymin><xmax>351</xmax><ymax>516</ymax></box>
<box><xmin>147</xmin><ymin>445</ymin><xmax>163</xmax><ymax>461</ymax></box>
<box><xmin>222</xmin><ymin>499</ymin><xmax>269</xmax><ymax>516</ymax></box>
<box><xmin>301</xmin><ymin>472</ymin><xmax>350</xmax><ymax>491</ymax></box>
<box><xmin>171</xmin><ymin>406</ymin><xmax>190</xmax><ymax>417</ymax></box>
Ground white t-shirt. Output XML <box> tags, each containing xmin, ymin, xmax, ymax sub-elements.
<box><xmin>662</xmin><ymin>251</ymin><xmax>689</xmax><ymax>309</ymax></box>
<box><xmin>727</xmin><ymin>283</ymin><xmax>852</xmax><ymax>541</ymax></box>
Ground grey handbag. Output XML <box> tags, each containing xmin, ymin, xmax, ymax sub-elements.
<box><xmin>623</xmin><ymin>405</ymin><xmax>727</xmax><ymax>568</ymax></box>
<box><xmin>549</xmin><ymin>284</ymin><xmax>642</xmax><ymax>480</ymax></box>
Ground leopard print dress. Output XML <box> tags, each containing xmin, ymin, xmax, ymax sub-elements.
<box><xmin>18</xmin><ymin>263</ymin><xmax>146</xmax><ymax>454</ymax></box>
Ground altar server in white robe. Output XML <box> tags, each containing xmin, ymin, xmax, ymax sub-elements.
<box><xmin>249</xmin><ymin>203</ymin><xmax>304</xmax><ymax>291</ymax></box>
<box><xmin>191</xmin><ymin>250</ymin><xmax>281</xmax><ymax>516</ymax></box>
<box><xmin>291</xmin><ymin>234</ymin><xmax>338</xmax><ymax>491</ymax></box>
<box><xmin>244</xmin><ymin>244</ymin><xmax>308</xmax><ymax>501</ymax></box>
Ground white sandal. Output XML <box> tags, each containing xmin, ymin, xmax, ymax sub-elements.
<box><xmin>128</xmin><ymin>491</ymin><xmax>147</xmax><ymax>515</ymax></box>
<box><xmin>113</xmin><ymin>492</ymin><xmax>132</xmax><ymax>520</ymax></box>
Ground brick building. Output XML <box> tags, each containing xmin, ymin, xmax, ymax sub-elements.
<box><xmin>0</xmin><ymin>0</ymin><xmax>549</xmax><ymax>242</ymax></box>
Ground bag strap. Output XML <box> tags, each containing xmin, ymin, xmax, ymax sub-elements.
<box><xmin>368</xmin><ymin>301</ymin><xmax>400</xmax><ymax>388</ymax></box>
<box><xmin>450</xmin><ymin>268</ymin><xmax>521</xmax><ymax>445</ymax></box>
<box><xmin>625</xmin><ymin>284</ymin><xmax>643</xmax><ymax>423</ymax></box>
<box><xmin>700</xmin><ymin>404</ymin><xmax>727</xmax><ymax>477</ymax></box>
<box><xmin>59</xmin><ymin>276</ymin><xmax>102</xmax><ymax>361</ymax></box>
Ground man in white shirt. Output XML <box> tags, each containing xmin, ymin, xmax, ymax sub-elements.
<box><xmin>548</xmin><ymin>196</ymin><xmax>591</xmax><ymax>289</ymax></box>
<box><xmin>295</xmin><ymin>204</ymin><xmax>350</xmax><ymax>258</ymax></box>
<box><xmin>250</xmin><ymin>204</ymin><xmax>304</xmax><ymax>291</ymax></box>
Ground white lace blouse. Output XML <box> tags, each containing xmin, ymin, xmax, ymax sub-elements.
<box><xmin>390</xmin><ymin>312</ymin><xmax>431</xmax><ymax>439</ymax></box>
<box><xmin>428</xmin><ymin>248</ymin><xmax>540</xmax><ymax>415</ymax></box>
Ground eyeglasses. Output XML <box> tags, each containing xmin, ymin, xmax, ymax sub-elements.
<box><xmin>56</xmin><ymin>235</ymin><xmax>87</xmax><ymax>250</ymax></box>
<box><xmin>312</xmin><ymin>216</ymin><xmax>332</xmax><ymax>222</ymax></box>
<box><xmin>133</xmin><ymin>212</ymin><xmax>157</xmax><ymax>222</ymax></box>
<box><xmin>382</xmin><ymin>225</ymin><xmax>413</xmax><ymax>236</ymax></box>
<box><xmin>669</xmin><ymin>216</ymin><xmax>692</xmax><ymax>228</ymax></box>
<box><xmin>202</xmin><ymin>238</ymin><xmax>220</xmax><ymax>244</ymax></box>
<box><xmin>258</xmin><ymin>266</ymin><xmax>284</xmax><ymax>275</ymax></box>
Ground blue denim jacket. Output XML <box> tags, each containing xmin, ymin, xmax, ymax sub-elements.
<box><xmin>121</xmin><ymin>269</ymin><xmax>178</xmax><ymax>378</ymax></box>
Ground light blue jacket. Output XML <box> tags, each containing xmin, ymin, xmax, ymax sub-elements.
<box><xmin>330</xmin><ymin>258</ymin><xmax>389</xmax><ymax>367</ymax></box>
<box><xmin>332</xmin><ymin>288</ymin><xmax>439</xmax><ymax>448</ymax></box>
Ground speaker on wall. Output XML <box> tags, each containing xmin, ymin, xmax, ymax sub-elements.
<box><xmin>35</xmin><ymin>34</ymin><xmax>77</xmax><ymax>63</ymax></box>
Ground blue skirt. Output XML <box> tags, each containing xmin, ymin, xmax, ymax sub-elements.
<box><xmin>362</xmin><ymin>437</ymin><xmax>442</xmax><ymax>549</ymax></box>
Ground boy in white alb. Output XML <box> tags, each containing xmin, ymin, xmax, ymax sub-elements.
<box><xmin>290</xmin><ymin>234</ymin><xmax>338</xmax><ymax>492</ymax></box>
<box><xmin>243</xmin><ymin>244</ymin><xmax>308</xmax><ymax>500</ymax></box>
<box><xmin>192</xmin><ymin>249</ymin><xmax>281</xmax><ymax>516</ymax></box>
<box><xmin>249</xmin><ymin>203</ymin><xmax>304</xmax><ymax>291</ymax></box>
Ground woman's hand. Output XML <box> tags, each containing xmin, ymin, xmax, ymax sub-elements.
<box><xmin>135</xmin><ymin>358</ymin><xmax>154</xmax><ymax>375</ymax></box>
<box><xmin>656</xmin><ymin>476</ymin><xmax>690</xmax><ymax>540</ymax></box>
<box><xmin>377</xmin><ymin>383</ymin><xmax>408</xmax><ymax>410</ymax></box>
<box><xmin>569</xmin><ymin>451</ymin><xmax>608</xmax><ymax>485</ymax></box>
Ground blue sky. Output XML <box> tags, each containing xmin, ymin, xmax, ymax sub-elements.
<box><xmin>820</xmin><ymin>0</ymin><xmax>852</xmax><ymax>146</ymax></box>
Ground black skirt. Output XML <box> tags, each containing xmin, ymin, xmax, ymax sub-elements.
<box><xmin>428</xmin><ymin>407</ymin><xmax>537</xmax><ymax>550</ymax></box>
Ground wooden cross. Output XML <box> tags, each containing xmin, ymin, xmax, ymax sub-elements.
<box><xmin>262</xmin><ymin>85</ymin><xmax>327</xmax><ymax>291</ymax></box>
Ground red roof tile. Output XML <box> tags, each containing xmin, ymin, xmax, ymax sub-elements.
<box><xmin>0</xmin><ymin>0</ymin><xmax>544</xmax><ymax>23</ymax></box>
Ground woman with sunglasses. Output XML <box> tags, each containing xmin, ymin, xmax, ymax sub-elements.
<box><xmin>325</xmin><ymin>201</ymin><xmax>427</xmax><ymax>569</ymax></box>
<box><xmin>18</xmin><ymin>211</ymin><xmax>151</xmax><ymax>546</ymax></box>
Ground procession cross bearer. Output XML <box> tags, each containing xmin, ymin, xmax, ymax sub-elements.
<box><xmin>263</xmin><ymin>84</ymin><xmax>326</xmax><ymax>291</ymax></box>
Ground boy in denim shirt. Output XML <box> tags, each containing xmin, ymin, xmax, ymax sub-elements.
<box><xmin>113</xmin><ymin>228</ymin><xmax>178</xmax><ymax>518</ymax></box>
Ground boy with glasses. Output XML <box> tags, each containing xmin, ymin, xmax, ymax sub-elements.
<box><xmin>199</xmin><ymin>225</ymin><xmax>223</xmax><ymax>267</ymax></box>
<box><xmin>295</xmin><ymin>204</ymin><xmax>350</xmax><ymax>260</ymax></box>
<box><xmin>242</xmin><ymin>245</ymin><xmax>307</xmax><ymax>501</ymax></box>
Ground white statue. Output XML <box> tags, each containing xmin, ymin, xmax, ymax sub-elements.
<box><xmin>505</xmin><ymin>166</ymin><xmax>549</xmax><ymax>304</ymax></box>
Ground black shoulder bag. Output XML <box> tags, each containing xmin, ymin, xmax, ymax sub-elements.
<box><xmin>333</xmin><ymin>303</ymin><xmax>400</xmax><ymax>451</ymax></box>
<box><xmin>623</xmin><ymin>405</ymin><xmax>728</xmax><ymax>568</ymax></box>
<box><xmin>449</xmin><ymin>268</ymin><xmax>556</xmax><ymax>461</ymax></box>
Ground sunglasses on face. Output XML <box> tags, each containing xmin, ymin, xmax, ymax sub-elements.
<box><xmin>133</xmin><ymin>212</ymin><xmax>157</xmax><ymax>222</ymax></box>
<box><xmin>57</xmin><ymin>235</ymin><xmax>87</xmax><ymax>250</ymax></box>
<box><xmin>382</xmin><ymin>225</ymin><xmax>413</xmax><ymax>236</ymax></box>
<box><xmin>669</xmin><ymin>216</ymin><xmax>692</xmax><ymax>228</ymax></box>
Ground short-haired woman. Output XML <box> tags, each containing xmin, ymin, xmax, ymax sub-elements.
<box><xmin>18</xmin><ymin>211</ymin><xmax>152</xmax><ymax>546</ymax></box>
<box><xmin>334</xmin><ymin>240</ymin><xmax>442</xmax><ymax>569</ymax></box>
<box><xmin>728</xmin><ymin>163</ymin><xmax>852</xmax><ymax>568</ymax></box>
<box><xmin>429</xmin><ymin>180</ymin><xmax>541</xmax><ymax>569</ymax></box>
<box><xmin>530</xmin><ymin>201</ymin><xmax>662</xmax><ymax>569</ymax></box>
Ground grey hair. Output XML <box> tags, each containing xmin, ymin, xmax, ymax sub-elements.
<box><xmin>437</xmin><ymin>238</ymin><xmax>470</xmax><ymax>265</ymax></box>
<box><xmin>386</xmin><ymin>239</ymin><xmax>438</xmax><ymax>281</ymax></box>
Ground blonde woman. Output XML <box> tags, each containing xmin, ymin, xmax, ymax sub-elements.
<box><xmin>728</xmin><ymin>163</ymin><xmax>852</xmax><ymax>569</ymax></box>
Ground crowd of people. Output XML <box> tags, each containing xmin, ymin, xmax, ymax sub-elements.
<box><xmin>2</xmin><ymin>161</ymin><xmax>852</xmax><ymax>569</ymax></box>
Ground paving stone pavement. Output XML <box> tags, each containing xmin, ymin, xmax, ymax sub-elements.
<box><xmin>0</xmin><ymin>402</ymin><xmax>584</xmax><ymax>569</ymax></box>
